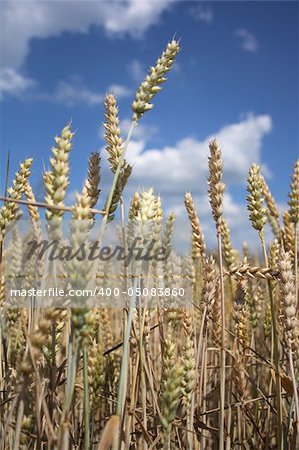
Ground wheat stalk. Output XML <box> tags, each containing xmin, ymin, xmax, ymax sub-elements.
<box><xmin>208</xmin><ymin>138</ymin><xmax>226</xmax><ymax>450</ymax></box>
<box><xmin>184</xmin><ymin>192</ymin><xmax>206</xmax><ymax>260</ymax></box>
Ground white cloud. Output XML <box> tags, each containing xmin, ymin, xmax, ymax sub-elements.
<box><xmin>0</xmin><ymin>73</ymin><xmax>132</xmax><ymax>106</ymax></box>
<box><xmin>191</xmin><ymin>3</ymin><xmax>213</xmax><ymax>24</ymax></box>
<box><xmin>0</xmin><ymin>1</ymin><xmax>171</xmax><ymax>100</ymax></box>
<box><xmin>112</xmin><ymin>113</ymin><xmax>273</xmax><ymax>250</ymax></box>
<box><xmin>127</xmin><ymin>59</ymin><xmax>145</xmax><ymax>82</ymax></box>
<box><xmin>104</xmin><ymin>0</ymin><xmax>171</xmax><ymax>35</ymax></box>
<box><xmin>82</xmin><ymin>113</ymin><xmax>273</xmax><ymax>250</ymax></box>
<box><xmin>122</xmin><ymin>119</ymin><xmax>158</xmax><ymax>142</ymax></box>
<box><xmin>108</xmin><ymin>84</ymin><xmax>132</xmax><ymax>99</ymax></box>
<box><xmin>235</xmin><ymin>29</ymin><xmax>258</xmax><ymax>52</ymax></box>
<box><xmin>50</xmin><ymin>79</ymin><xmax>131</xmax><ymax>106</ymax></box>
<box><xmin>127</xmin><ymin>114</ymin><xmax>272</xmax><ymax>195</ymax></box>
<box><xmin>0</xmin><ymin>1</ymin><xmax>172</xmax><ymax>70</ymax></box>
<box><xmin>50</xmin><ymin>78</ymin><xmax>104</xmax><ymax>106</ymax></box>
<box><xmin>0</xmin><ymin>68</ymin><xmax>35</xmax><ymax>99</ymax></box>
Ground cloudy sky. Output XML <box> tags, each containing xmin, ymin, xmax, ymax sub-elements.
<box><xmin>0</xmin><ymin>0</ymin><xmax>298</xmax><ymax>249</ymax></box>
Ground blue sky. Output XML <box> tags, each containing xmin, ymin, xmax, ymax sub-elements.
<box><xmin>0</xmin><ymin>0</ymin><xmax>298</xmax><ymax>248</ymax></box>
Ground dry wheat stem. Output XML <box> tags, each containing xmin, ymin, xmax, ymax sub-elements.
<box><xmin>218</xmin><ymin>233</ymin><xmax>226</xmax><ymax>450</ymax></box>
<box><xmin>0</xmin><ymin>195</ymin><xmax>105</xmax><ymax>215</ymax></box>
<box><xmin>260</xmin><ymin>233</ymin><xmax>283</xmax><ymax>449</ymax></box>
<box><xmin>207</xmin><ymin>138</ymin><xmax>226</xmax><ymax>450</ymax></box>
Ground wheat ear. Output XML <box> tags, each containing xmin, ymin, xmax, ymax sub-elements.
<box><xmin>288</xmin><ymin>160</ymin><xmax>299</xmax><ymax>311</ymax></box>
<box><xmin>278</xmin><ymin>250</ymin><xmax>299</xmax><ymax>422</ymax></box>
<box><xmin>0</xmin><ymin>158</ymin><xmax>33</xmax><ymax>241</ymax></box>
<box><xmin>247</xmin><ymin>164</ymin><xmax>267</xmax><ymax>233</ymax></box>
<box><xmin>104</xmin><ymin>94</ymin><xmax>132</xmax><ymax>221</ymax></box>
<box><xmin>43</xmin><ymin>124</ymin><xmax>74</xmax><ymax>221</ymax></box>
<box><xmin>184</xmin><ymin>192</ymin><xmax>206</xmax><ymax>260</ymax></box>
<box><xmin>84</xmin><ymin>151</ymin><xmax>101</xmax><ymax>209</ymax></box>
<box><xmin>219</xmin><ymin>217</ymin><xmax>236</xmax><ymax>271</ymax></box>
<box><xmin>288</xmin><ymin>160</ymin><xmax>299</xmax><ymax>224</ymax></box>
<box><xmin>132</xmin><ymin>39</ymin><xmax>180</xmax><ymax>121</ymax></box>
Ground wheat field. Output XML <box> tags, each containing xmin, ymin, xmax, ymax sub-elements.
<box><xmin>0</xmin><ymin>39</ymin><xmax>298</xmax><ymax>450</ymax></box>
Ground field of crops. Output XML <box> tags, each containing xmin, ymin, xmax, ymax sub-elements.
<box><xmin>0</xmin><ymin>39</ymin><xmax>298</xmax><ymax>450</ymax></box>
